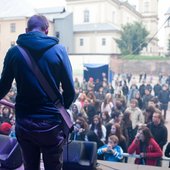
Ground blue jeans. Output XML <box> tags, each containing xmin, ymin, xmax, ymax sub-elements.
<box><xmin>15</xmin><ymin>118</ymin><xmax>65</xmax><ymax>170</ymax></box>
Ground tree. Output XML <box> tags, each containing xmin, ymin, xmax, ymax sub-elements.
<box><xmin>116</xmin><ymin>22</ymin><xmax>149</xmax><ymax>55</ymax></box>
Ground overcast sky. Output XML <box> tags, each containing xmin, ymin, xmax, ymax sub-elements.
<box><xmin>27</xmin><ymin>0</ymin><xmax>169</xmax><ymax>47</ymax></box>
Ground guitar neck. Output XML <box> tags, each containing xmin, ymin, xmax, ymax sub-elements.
<box><xmin>0</xmin><ymin>99</ymin><xmax>15</xmax><ymax>109</ymax></box>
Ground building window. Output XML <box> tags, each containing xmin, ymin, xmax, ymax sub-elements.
<box><xmin>84</xmin><ymin>10</ymin><xmax>89</xmax><ymax>23</ymax></box>
<box><xmin>11</xmin><ymin>41</ymin><xmax>15</xmax><ymax>47</ymax></box>
<box><xmin>167</xmin><ymin>17</ymin><xmax>170</xmax><ymax>27</ymax></box>
<box><xmin>144</xmin><ymin>1</ymin><xmax>149</xmax><ymax>12</ymax></box>
<box><xmin>102</xmin><ymin>38</ymin><xmax>106</xmax><ymax>46</ymax></box>
<box><xmin>10</xmin><ymin>23</ymin><xmax>16</xmax><ymax>32</ymax></box>
<box><xmin>56</xmin><ymin>32</ymin><xmax>60</xmax><ymax>38</ymax></box>
<box><xmin>112</xmin><ymin>11</ymin><xmax>115</xmax><ymax>24</ymax></box>
<box><xmin>80</xmin><ymin>38</ymin><xmax>84</xmax><ymax>46</ymax></box>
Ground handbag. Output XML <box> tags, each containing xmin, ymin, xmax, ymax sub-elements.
<box><xmin>16</xmin><ymin>45</ymin><xmax>74</xmax><ymax>138</ymax></box>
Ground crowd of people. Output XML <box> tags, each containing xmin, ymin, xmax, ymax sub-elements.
<box><xmin>70</xmin><ymin>72</ymin><xmax>170</xmax><ymax>167</ymax></box>
<box><xmin>1</xmin><ymin>72</ymin><xmax>170</xmax><ymax>167</ymax></box>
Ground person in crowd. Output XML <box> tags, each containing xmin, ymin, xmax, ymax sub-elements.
<box><xmin>70</xmin><ymin>117</ymin><xmax>89</xmax><ymax>141</ymax></box>
<box><xmin>139</xmin><ymin>73</ymin><xmax>143</xmax><ymax>83</ymax></box>
<box><xmin>112</xmin><ymin>100</ymin><xmax>125</xmax><ymax>114</ymax></box>
<box><xmin>115</xmin><ymin>89</ymin><xmax>126</xmax><ymax>106</ymax></box>
<box><xmin>128</xmin><ymin>126</ymin><xmax>162</xmax><ymax>166</ymax></box>
<box><xmin>73</xmin><ymin>88</ymin><xmax>80</xmax><ymax>103</ymax></box>
<box><xmin>0</xmin><ymin>106</ymin><xmax>13</xmax><ymax>124</ymax></box>
<box><xmin>89</xmin><ymin>115</ymin><xmax>107</xmax><ymax>143</ymax></box>
<box><xmin>97</xmin><ymin>135</ymin><xmax>123</xmax><ymax>162</ymax></box>
<box><xmin>148</xmin><ymin>97</ymin><xmax>160</xmax><ymax>109</ymax></box>
<box><xmin>158</xmin><ymin>84</ymin><xmax>170</xmax><ymax>120</ymax></box>
<box><xmin>102</xmin><ymin>81</ymin><xmax>109</xmax><ymax>95</ymax></box>
<box><xmin>86</xmin><ymin>91</ymin><xmax>96</xmax><ymax>106</ymax></box>
<box><xmin>147</xmin><ymin>109</ymin><xmax>168</xmax><ymax>151</ymax></box>
<box><xmin>6</xmin><ymin>88</ymin><xmax>16</xmax><ymax>103</ymax></box>
<box><xmin>144</xmin><ymin>105</ymin><xmax>156</xmax><ymax>124</ymax></box>
<box><xmin>94</xmin><ymin>79</ymin><xmax>102</xmax><ymax>93</ymax></box>
<box><xmin>83</xmin><ymin>99</ymin><xmax>97</xmax><ymax>124</ymax></box>
<box><xmin>76</xmin><ymin>92</ymin><xmax>87</xmax><ymax>108</ymax></box>
<box><xmin>9</xmin><ymin>116</ymin><xmax>16</xmax><ymax>138</ymax></box>
<box><xmin>165</xmin><ymin>142</ymin><xmax>170</xmax><ymax>168</ymax></box>
<box><xmin>125</xmin><ymin>99</ymin><xmax>144</xmax><ymax>138</ymax></box>
<box><xmin>106</xmin><ymin>109</ymin><xmax>122</xmax><ymax>133</ymax></box>
<box><xmin>70</xmin><ymin>101</ymin><xmax>87</xmax><ymax>122</ymax></box>
<box><xmin>142</xmin><ymin>88</ymin><xmax>153</xmax><ymax>110</ymax></box>
<box><xmin>122</xmin><ymin>81</ymin><xmax>129</xmax><ymax>101</ymax></box>
<box><xmin>108</xmin><ymin>83</ymin><xmax>114</xmax><ymax>95</ymax></box>
<box><xmin>0</xmin><ymin>122</ymin><xmax>12</xmax><ymax>135</ymax></box>
<box><xmin>139</xmin><ymin>80</ymin><xmax>146</xmax><ymax>98</ymax></box>
<box><xmin>0</xmin><ymin>15</ymin><xmax>75</xmax><ymax>170</ymax></box>
<box><xmin>145</xmin><ymin>82</ymin><xmax>152</xmax><ymax>93</ymax></box>
<box><xmin>95</xmin><ymin>87</ymin><xmax>105</xmax><ymax>103</ymax></box>
<box><xmin>81</xmin><ymin>78</ymin><xmax>88</xmax><ymax>92</ymax></box>
<box><xmin>101</xmin><ymin>93</ymin><xmax>114</xmax><ymax>116</ymax></box>
<box><xmin>128</xmin><ymin>84</ymin><xmax>139</xmax><ymax>102</ymax></box>
<box><xmin>74</xmin><ymin>77</ymin><xmax>80</xmax><ymax>89</ymax></box>
<box><xmin>166</xmin><ymin>75</ymin><xmax>170</xmax><ymax>87</ymax></box>
<box><xmin>134</xmin><ymin>92</ymin><xmax>143</xmax><ymax>110</ymax></box>
<box><xmin>87</xmin><ymin>77</ymin><xmax>95</xmax><ymax>91</ymax></box>
<box><xmin>120</xmin><ymin>110</ymin><xmax>133</xmax><ymax>147</ymax></box>
<box><xmin>127</xmin><ymin>73</ymin><xmax>132</xmax><ymax>84</ymax></box>
<box><xmin>153</xmin><ymin>81</ymin><xmax>162</xmax><ymax>97</ymax></box>
<box><xmin>100</xmin><ymin>111</ymin><xmax>110</xmax><ymax>126</ymax></box>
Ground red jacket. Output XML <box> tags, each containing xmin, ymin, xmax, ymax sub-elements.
<box><xmin>128</xmin><ymin>138</ymin><xmax>162</xmax><ymax>166</ymax></box>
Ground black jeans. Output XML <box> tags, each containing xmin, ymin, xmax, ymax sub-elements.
<box><xmin>15</xmin><ymin>118</ymin><xmax>65</xmax><ymax>170</ymax></box>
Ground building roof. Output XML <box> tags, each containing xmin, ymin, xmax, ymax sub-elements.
<box><xmin>0</xmin><ymin>0</ymin><xmax>35</xmax><ymax>19</ymax></box>
<box><xmin>120</xmin><ymin>1</ymin><xmax>141</xmax><ymax>17</ymax></box>
<box><xmin>35</xmin><ymin>7</ymin><xmax>66</xmax><ymax>14</ymax></box>
<box><xmin>74</xmin><ymin>23</ymin><xmax>120</xmax><ymax>32</ymax></box>
<box><xmin>53</xmin><ymin>12</ymin><xmax>72</xmax><ymax>19</ymax></box>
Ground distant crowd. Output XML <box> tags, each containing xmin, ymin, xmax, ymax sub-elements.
<box><xmin>1</xmin><ymin>72</ymin><xmax>170</xmax><ymax>167</ymax></box>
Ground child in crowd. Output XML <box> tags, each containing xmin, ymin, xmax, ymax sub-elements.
<box><xmin>97</xmin><ymin>135</ymin><xmax>123</xmax><ymax>162</ymax></box>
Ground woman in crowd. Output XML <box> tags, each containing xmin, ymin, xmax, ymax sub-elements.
<box><xmin>70</xmin><ymin>117</ymin><xmax>89</xmax><ymax>141</ymax></box>
<box><xmin>101</xmin><ymin>93</ymin><xmax>114</xmax><ymax>117</ymax></box>
<box><xmin>128</xmin><ymin>126</ymin><xmax>162</xmax><ymax>166</ymax></box>
<box><xmin>120</xmin><ymin>110</ymin><xmax>133</xmax><ymax>147</ymax></box>
<box><xmin>100</xmin><ymin>111</ymin><xmax>110</xmax><ymax>126</ymax></box>
<box><xmin>89</xmin><ymin>114</ymin><xmax>107</xmax><ymax>144</ymax></box>
<box><xmin>70</xmin><ymin>101</ymin><xmax>87</xmax><ymax>122</ymax></box>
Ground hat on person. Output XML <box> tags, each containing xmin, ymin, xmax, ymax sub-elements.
<box><xmin>0</xmin><ymin>122</ymin><xmax>12</xmax><ymax>135</ymax></box>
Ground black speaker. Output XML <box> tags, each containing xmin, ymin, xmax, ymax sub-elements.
<box><xmin>63</xmin><ymin>141</ymin><xmax>97</xmax><ymax>170</ymax></box>
<box><xmin>0</xmin><ymin>135</ymin><xmax>23</xmax><ymax>169</ymax></box>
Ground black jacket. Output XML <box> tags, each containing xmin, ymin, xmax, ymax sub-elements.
<box><xmin>147</xmin><ymin>122</ymin><xmax>168</xmax><ymax>150</ymax></box>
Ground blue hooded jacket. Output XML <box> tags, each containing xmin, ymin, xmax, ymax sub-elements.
<box><xmin>0</xmin><ymin>31</ymin><xmax>75</xmax><ymax>119</ymax></box>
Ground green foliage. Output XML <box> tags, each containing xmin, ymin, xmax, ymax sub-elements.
<box><xmin>116</xmin><ymin>22</ymin><xmax>149</xmax><ymax>55</ymax></box>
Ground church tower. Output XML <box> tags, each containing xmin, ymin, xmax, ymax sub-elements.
<box><xmin>138</xmin><ymin>0</ymin><xmax>159</xmax><ymax>55</ymax></box>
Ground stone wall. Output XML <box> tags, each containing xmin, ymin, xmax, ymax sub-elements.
<box><xmin>110</xmin><ymin>56</ymin><xmax>170</xmax><ymax>75</ymax></box>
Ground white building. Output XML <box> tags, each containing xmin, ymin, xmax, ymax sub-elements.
<box><xmin>66</xmin><ymin>0</ymin><xmax>159</xmax><ymax>56</ymax></box>
<box><xmin>164</xmin><ymin>7</ymin><xmax>170</xmax><ymax>55</ymax></box>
